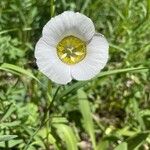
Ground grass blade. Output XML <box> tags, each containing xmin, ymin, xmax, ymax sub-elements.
<box><xmin>0</xmin><ymin>63</ymin><xmax>41</xmax><ymax>83</ymax></box>
<box><xmin>77</xmin><ymin>89</ymin><xmax>96</xmax><ymax>149</ymax></box>
<box><xmin>127</xmin><ymin>132</ymin><xmax>149</xmax><ymax>150</ymax></box>
<box><xmin>54</xmin><ymin>124</ymin><xmax>78</xmax><ymax>150</ymax></box>
<box><xmin>0</xmin><ymin>104</ymin><xmax>15</xmax><ymax>122</ymax></box>
<box><xmin>58</xmin><ymin>67</ymin><xmax>148</xmax><ymax>99</ymax></box>
<box><xmin>0</xmin><ymin>135</ymin><xmax>17</xmax><ymax>142</ymax></box>
<box><xmin>114</xmin><ymin>142</ymin><xmax>127</xmax><ymax>150</ymax></box>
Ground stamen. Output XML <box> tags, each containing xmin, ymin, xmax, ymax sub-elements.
<box><xmin>70</xmin><ymin>56</ymin><xmax>75</xmax><ymax>62</ymax></box>
<box><xmin>74</xmin><ymin>52</ymin><xmax>84</xmax><ymax>56</ymax></box>
<box><xmin>60</xmin><ymin>53</ymin><xmax>67</xmax><ymax>59</ymax></box>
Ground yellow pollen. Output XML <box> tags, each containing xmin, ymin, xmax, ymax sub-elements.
<box><xmin>56</xmin><ymin>35</ymin><xmax>86</xmax><ymax>65</ymax></box>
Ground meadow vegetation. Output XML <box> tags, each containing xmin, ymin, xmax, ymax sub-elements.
<box><xmin>0</xmin><ymin>0</ymin><xmax>150</xmax><ymax>149</ymax></box>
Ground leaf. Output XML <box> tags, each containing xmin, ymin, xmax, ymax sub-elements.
<box><xmin>132</xmin><ymin>99</ymin><xmax>145</xmax><ymax>130</ymax></box>
<box><xmin>0</xmin><ymin>63</ymin><xmax>41</xmax><ymax>84</ymax></box>
<box><xmin>116</xmin><ymin>126</ymin><xmax>136</xmax><ymax>137</ymax></box>
<box><xmin>0</xmin><ymin>103</ymin><xmax>15</xmax><ymax>122</ymax></box>
<box><xmin>57</xmin><ymin>81</ymin><xmax>85</xmax><ymax>100</ymax></box>
<box><xmin>57</xmin><ymin>67</ymin><xmax>148</xmax><ymax>100</ymax></box>
<box><xmin>127</xmin><ymin>132</ymin><xmax>149</xmax><ymax>150</ymax></box>
<box><xmin>77</xmin><ymin>89</ymin><xmax>96</xmax><ymax>149</ymax></box>
<box><xmin>53</xmin><ymin>124</ymin><xmax>78</xmax><ymax>150</ymax></box>
<box><xmin>0</xmin><ymin>28</ymin><xmax>18</xmax><ymax>35</ymax></box>
<box><xmin>81</xmin><ymin>0</ymin><xmax>91</xmax><ymax>13</ymax></box>
<box><xmin>51</xmin><ymin>117</ymin><xmax>68</xmax><ymax>124</ymax></box>
<box><xmin>0</xmin><ymin>121</ymin><xmax>21</xmax><ymax>128</ymax></box>
<box><xmin>0</xmin><ymin>135</ymin><xmax>17</xmax><ymax>142</ymax></box>
<box><xmin>96</xmin><ymin>140</ymin><xmax>109</xmax><ymax>150</ymax></box>
<box><xmin>114</xmin><ymin>142</ymin><xmax>127</xmax><ymax>150</ymax></box>
<box><xmin>8</xmin><ymin>139</ymin><xmax>23</xmax><ymax>148</ymax></box>
<box><xmin>0</xmin><ymin>139</ymin><xmax>23</xmax><ymax>148</ymax></box>
<box><xmin>97</xmin><ymin>67</ymin><xmax>148</xmax><ymax>78</ymax></box>
<box><xmin>37</xmin><ymin>128</ymin><xmax>59</xmax><ymax>150</ymax></box>
<box><xmin>140</xmin><ymin>109</ymin><xmax>150</xmax><ymax>117</ymax></box>
<box><xmin>0</xmin><ymin>67</ymin><xmax>20</xmax><ymax>75</ymax></box>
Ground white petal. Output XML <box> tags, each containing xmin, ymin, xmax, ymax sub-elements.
<box><xmin>42</xmin><ymin>15</ymin><xmax>66</xmax><ymax>46</ymax></box>
<box><xmin>35</xmin><ymin>37</ymin><xmax>57</xmax><ymax>63</ymax></box>
<box><xmin>75</xmin><ymin>12</ymin><xmax>95</xmax><ymax>42</ymax></box>
<box><xmin>40</xmin><ymin>60</ymin><xmax>72</xmax><ymax>84</ymax></box>
<box><xmin>42</xmin><ymin>11</ymin><xmax>95</xmax><ymax>46</ymax></box>
<box><xmin>71</xmin><ymin>34</ymin><xmax>109</xmax><ymax>80</ymax></box>
<box><xmin>35</xmin><ymin>37</ymin><xmax>72</xmax><ymax>84</ymax></box>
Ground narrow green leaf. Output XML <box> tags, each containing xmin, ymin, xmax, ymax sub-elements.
<box><xmin>116</xmin><ymin>126</ymin><xmax>136</xmax><ymax>137</ymax></box>
<box><xmin>0</xmin><ymin>139</ymin><xmax>23</xmax><ymax>148</ymax></box>
<box><xmin>109</xmin><ymin>43</ymin><xmax>127</xmax><ymax>54</ymax></box>
<box><xmin>77</xmin><ymin>89</ymin><xmax>96</xmax><ymax>149</ymax></box>
<box><xmin>51</xmin><ymin>117</ymin><xmax>68</xmax><ymax>124</ymax></box>
<box><xmin>132</xmin><ymin>99</ymin><xmax>145</xmax><ymax>130</ymax></box>
<box><xmin>0</xmin><ymin>67</ymin><xmax>20</xmax><ymax>75</ymax></box>
<box><xmin>81</xmin><ymin>0</ymin><xmax>91</xmax><ymax>13</ymax></box>
<box><xmin>58</xmin><ymin>67</ymin><xmax>148</xmax><ymax>99</ymax></box>
<box><xmin>37</xmin><ymin>128</ymin><xmax>59</xmax><ymax>149</ymax></box>
<box><xmin>140</xmin><ymin>109</ymin><xmax>150</xmax><ymax>117</ymax></box>
<box><xmin>127</xmin><ymin>132</ymin><xmax>149</xmax><ymax>150</ymax></box>
<box><xmin>54</xmin><ymin>124</ymin><xmax>78</xmax><ymax>150</ymax></box>
<box><xmin>97</xmin><ymin>67</ymin><xmax>148</xmax><ymax>78</ymax></box>
<box><xmin>0</xmin><ymin>135</ymin><xmax>17</xmax><ymax>142</ymax></box>
<box><xmin>114</xmin><ymin>142</ymin><xmax>127</xmax><ymax>150</ymax></box>
<box><xmin>0</xmin><ymin>104</ymin><xmax>15</xmax><ymax>122</ymax></box>
<box><xmin>8</xmin><ymin>139</ymin><xmax>23</xmax><ymax>148</ymax></box>
<box><xmin>0</xmin><ymin>63</ymin><xmax>41</xmax><ymax>83</ymax></box>
<box><xmin>111</xmin><ymin>4</ymin><xmax>126</xmax><ymax>20</ymax></box>
<box><xmin>58</xmin><ymin>81</ymin><xmax>85</xmax><ymax>99</ymax></box>
<box><xmin>0</xmin><ymin>28</ymin><xmax>18</xmax><ymax>35</ymax></box>
<box><xmin>96</xmin><ymin>140</ymin><xmax>109</xmax><ymax>150</ymax></box>
<box><xmin>0</xmin><ymin>121</ymin><xmax>21</xmax><ymax>128</ymax></box>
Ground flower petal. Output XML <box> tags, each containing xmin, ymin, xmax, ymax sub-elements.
<box><xmin>75</xmin><ymin>12</ymin><xmax>95</xmax><ymax>42</ymax></box>
<box><xmin>42</xmin><ymin>11</ymin><xmax>95</xmax><ymax>46</ymax></box>
<box><xmin>71</xmin><ymin>34</ymin><xmax>109</xmax><ymax>80</ymax></box>
<box><xmin>40</xmin><ymin>59</ymin><xmax>72</xmax><ymax>84</ymax></box>
<box><xmin>35</xmin><ymin>38</ymin><xmax>72</xmax><ymax>84</ymax></box>
<box><xmin>35</xmin><ymin>37</ymin><xmax>57</xmax><ymax>64</ymax></box>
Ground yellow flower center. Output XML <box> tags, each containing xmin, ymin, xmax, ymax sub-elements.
<box><xmin>57</xmin><ymin>35</ymin><xmax>86</xmax><ymax>65</ymax></box>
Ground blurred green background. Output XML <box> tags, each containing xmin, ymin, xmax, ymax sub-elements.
<box><xmin>0</xmin><ymin>0</ymin><xmax>150</xmax><ymax>150</ymax></box>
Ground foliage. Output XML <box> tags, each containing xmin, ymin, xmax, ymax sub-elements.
<box><xmin>0</xmin><ymin>0</ymin><xmax>150</xmax><ymax>149</ymax></box>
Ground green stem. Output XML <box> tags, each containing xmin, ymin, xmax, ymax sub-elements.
<box><xmin>45</xmin><ymin>86</ymin><xmax>61</xmax><ymax>148</ymax></box>
<box><xmin>23</xmin><ymin>86</ymin><xmax>61</xmax><ymax>150</ymax></box>
<box><xmin>46</xmin><ymin>111</ymin><xmax>50</xmax><ymax>149</ymax></box>
<box><xmin>23</xmin><ymin>125</ymin><xmax>41</xmax><ymax>150</ymax></box>
<box><xmin>47</xmin><ymin>86</ymin><xmax>61</xmax><ymax>111</ymax></box>
<box><xmin>50</xmin><ymin>0</ymin><xmax>55</xmax><ymax>18</ymax></box>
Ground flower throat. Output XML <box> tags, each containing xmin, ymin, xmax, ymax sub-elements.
<box><xmin>57</xmin><ymin>35</ymin><xmax>86</xmax><ymax>65</ymax></box>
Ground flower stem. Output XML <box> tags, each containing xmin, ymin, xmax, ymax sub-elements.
<box><xmin>23</xmin><ymin>86</ymin><xmax>61</xmax><ymax>150</ymax></box>
<box><xmin>47</xmin><ymin>86</ymin><xmax>61</xmax><ymax>111</ymax></box>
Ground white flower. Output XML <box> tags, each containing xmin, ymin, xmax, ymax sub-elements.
<box><xmin>35</xmin><ymin>11</ymin><xmax>109</xmax><ymax>84</ymax></box>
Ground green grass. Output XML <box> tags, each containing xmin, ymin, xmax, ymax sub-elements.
<box><xmin>0</xmin><ymin>0</ymin><xmax>150</xmax><ymax>149</ymax></box>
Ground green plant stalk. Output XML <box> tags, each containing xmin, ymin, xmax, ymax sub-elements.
<box><xmin>46</xmin><ymin>112</ymin><xmax>50</xmax><ymax>149</ymax></box>
<box><xmin>23</xmin><ymin>86</ymin><xmax>61</xmax><ymax>150</ymax></box>
<box><xmin>50</xmin><ymin>0</ymin><xmax>55</xmax><ymax>18</ymax></box>
<box><xmin>45</xmin><ymin>81</ymin><xmax>52</xmax><ymax>148</ymax></box>
<box><xmin>23</xmin><ymin>2</ymin><xmax>56</xmax><ymax>148</ymax></box>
